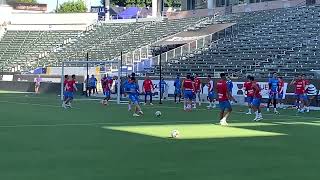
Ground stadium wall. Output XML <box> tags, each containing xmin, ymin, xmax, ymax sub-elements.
<box><xmin>6</xmin><ymin>24</ymin><xmax>89</xmax><ymax>31</ymax></box>
<box><xmin>9</xmin><ymin>13</ymin><xmax>98</xmax><ymax>25</ymax></box>
<box><xmin>0</xmin><ymin>81</ymin><xmax>83</xmax><ymax>94</ymax></box>
<box><xmin>165</xmin><ymin>0</ymin><xmax>309</xmax><ymax>19</ymax></box>
<box><xmin>0</xmin><ymin>5</ymin><xmax>12</xmax><ymax>24</ymax></box>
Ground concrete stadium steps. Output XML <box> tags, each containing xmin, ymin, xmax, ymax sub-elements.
<box><xmin>0</xmin><ymin>30</ymin><xmax>80</xmax><ymax>71</ymax></box>
<box><xmin>36</xmin><ymin>17</ymin><xmax>206</xmax><ymax>67</ymax></box>
<box><xmin>159</xmin><ymin>5</ymin><xmax>320</xmax><ymax>78</ymax></box>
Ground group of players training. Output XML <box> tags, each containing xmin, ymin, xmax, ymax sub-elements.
<box><xmin>61</xmin><ymin>71</ymin><xmax>312</xmax><ymax>125</ymax></box>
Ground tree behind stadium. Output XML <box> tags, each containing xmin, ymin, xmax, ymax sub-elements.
<box><xmin>57</xmin><ymin>0</ymin><xmax>87</xmax><ymax>13</ymax></box>
<box><xmin>6</xmin><ymin>0</ymin><xmax>38</xmax><ymax>4</ymax></box>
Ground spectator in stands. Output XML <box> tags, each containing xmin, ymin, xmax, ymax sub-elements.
<box><xmin>34</xmin><ymin>75</ymin><xmax>42</xmax><ymax>94</ymax></box>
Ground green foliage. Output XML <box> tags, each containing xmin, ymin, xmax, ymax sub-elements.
<box><xmin>57</xmin><ymin>0</ymin><xmax>87</xmax><ymax>13</ymax></box>
<box><xmin>7</xmin><ymin>0</ymin><xmax>37</xmax><ymax>4</ymax></box>
<box><xmin>16</xmin><ymin>0</ymin><xmax>37</xmax><ymax>3</ymax></box>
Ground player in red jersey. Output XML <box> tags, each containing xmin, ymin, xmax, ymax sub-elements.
<box><xmin>302</xmin><ymin>74</ymin><xmax>310</xmax><ymax>112</ymax></box>
<box><xmin>190</xmin><ymin>76</ymin><xmax>197</xmax><ymax>109</ymax></box>
<box><xmin>63</xmin><ymin>74</ymin><xmax>77</xmax><ymax>109</ymax></box>
<box><xmin>63</xmin><ymin>75</ymin><xmax>69</xmax><ymax>102</ymax></box>
<box><xmin>142</xmin><ymin>75</ymin><xmax>154</xmax><ymax>105</ymax></box>
<box><xmin>278</xmin><ymin>76</ymin><xmax>285</xmax><ymax>109</ymax></box>
<box><xmin>290</xmin><ymin>74</ymin><xmax>306</xmax><ymax>113</ymax></box>
<box><xmin>244</xmin><ymin>75</ymin><xmax>254</xmax><ymax>115</ymax></box>
<box><xmin>194</xmin><ymin>73</ymin><xmax>202</xmax><ymax>107</ymax></box>
<box><xmin>250</xmin><ymin>76</ymin><xmax>263</xmax><ymax>121</ymax></box>
<box><xmin>182</xmin><ymin>74</ymin><xmax>195</xmax><ymax>111</ymax></box>
<box><xmin>101</xmin><ymin>74</ymin><xmax>108</xmax><ymax>95</ymax></box>
<box><xmin>101</xmin><ymin>75</ymin><xmax>111</xmax><ymax>105</ymax></box>
<box><xmin>216</xmin><ymin>73</ymin><xmax>236</xmax><ymax>125</ymax></box>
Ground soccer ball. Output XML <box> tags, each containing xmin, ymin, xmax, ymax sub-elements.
<box><xmin>101</xmin><ymin>100</ymin><xmax>108</xmax><ymax>105</ymax></box>
<box><xmin>171</xmin><ymin>130</ymin><xmax>180</xmax><ymax>138</ymax></box>
<box><xmin>155</xmin><ymin>111</ymin><xmax>161</xmax><ymax>117</ymax></box>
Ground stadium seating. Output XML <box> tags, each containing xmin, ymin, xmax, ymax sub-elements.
<box><xmin>0</xmin><ymin>30</ymin><xmax>80</xmax><ymax>71</ymax></box>
<box><xmin>0</xmin><ymin>17</ymin><xmax>206</xmax><ymax>72</ymax></box>
<box><xmin>39</xmin><ymin>17</ymin><xmax>205</xmax><ymax>67</ymax></box>
<box><xmin>159</xmin><ymin>5</ymin><xmax>320</xmax><ymax>78</ymax></box>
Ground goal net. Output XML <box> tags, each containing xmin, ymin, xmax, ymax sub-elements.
<box><xmin>60</xmin><ymin>60</ymin><xmax>121</xmax><ymax>104</ymax></box>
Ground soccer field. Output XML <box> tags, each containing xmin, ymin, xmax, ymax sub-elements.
<box><xmin>0</xmin><ymin>92</ymin><xmax>320</xmax><ymax>180</ymax></box>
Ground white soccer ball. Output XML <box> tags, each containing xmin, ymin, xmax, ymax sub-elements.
<box><xmin>155</xmin><ymin>111</ymin><xmax>162</xmax><ymax>117</ymax></box>
<box><xmin>171</xmin><ymin>130</ymin><xmax>180</xmax><ymax>138</ymax></box>
<box><xmin>101</xmin><ymin>100</ymin><xmax>108</xmax><ymax>105</ymax></box>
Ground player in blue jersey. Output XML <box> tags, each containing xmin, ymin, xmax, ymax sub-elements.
<box><xmin>206</xmin><ymin>75</ymin><xmax>216</xmax><ymax>109</ymax></box>
<box><xmin>125</xmin><ymin>76</ymin><xmax>143</xmax><ymax>117</ymax></box>
<box><xmin>174</xmin><ymin>74</ymin><xmax>182</xmax><ymax>103</ymax></box>
<box><xmin>123</xmin><ymin>75</ymin><xmax>132</xmax><ymax>111</ymax></box>
<box><xmin>227</xmin><ymin>76</ymin><xmax>234</xmax><ymax>103</ymax></box>
<box><xmin>267</xmin><ymin>72</ymin><xmax>280</xmax><ymax>114</ymax></box>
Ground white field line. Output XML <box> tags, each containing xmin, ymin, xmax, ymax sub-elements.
<box><xmin>0</xmin><ymin>100</ymin><xmax>81</xmax><ymax>109</ymax></box>
<box><xmin>0</xmin><ymin>118</ymin><xmax>319</xmax><ymax>129</ymax></box>
<box><xmin>0</xmin><ymin>120</ymin><xmax>213</xmax><ymax>128</ymax></box>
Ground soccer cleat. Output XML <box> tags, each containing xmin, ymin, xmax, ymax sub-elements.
<box><xmin>138</xmin><ymin>111</ymin><xmax>144</xmax><ymax>115</ymax></box>
<box><xmin>245</xmin><ymin>112</ymin><xmax>252</xmax><ymax>115</ymax></box>
<box><xmin>198</xmin><ymin>102</ymin><xmax>201</xmax><ymax>106</ymax></box>
<box><xmin>206</xmin><ymin>105</ymin><xmax>212</xmax><ymax>109</ymax></box>
<box><xmin>62</xmin><ymin>103</ymin><xmax>67</xmax><ymax>109</ymax></box>
<box><xmin>305</xmin><ymin>107</ymin><xmax>310</xmax><ymax>113</ymax></box>
<box><xmin>133</xmin><ymin>113</ymin><xmax>140</xmax><ymax>117</ymax></box>
<box><xmin>150</xmin><ymin>103</ymin><xmax>153</xmax><ymax>106</ymax></box>
<box><xmin>220</xmin><ymin>118</ymin><xmax>228</xmax><ymax>126</ymax></box>
<box><xmin>220</xmin><ymin>120</ymin><xmax>228</xmax><ymax>126</ymax></box>
<box><xmin>274</xmin><ymin>110</ymin><xmax>280</xmax><ymax>114</ymax></box>
<box><xmin>266</xmin><ymin>108</ymin><xmax>270</xmax><ymax>112</ymax></box>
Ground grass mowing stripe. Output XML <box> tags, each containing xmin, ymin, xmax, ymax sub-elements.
<box><xmin>1</xmin><ymin>99</ymin><xmax>319</xmax><ymax>121</ymax></box>
<box><xmin>0</xmin><ymin>120</ymin><xmax>214</xmax><ymax>128</ymax></box>
<box><xmin>0</xmin><ymin>100</ymin><xmax>81</xmax><ymax>109</ymax></box>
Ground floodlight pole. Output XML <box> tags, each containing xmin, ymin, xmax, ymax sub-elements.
<box><xmin>86</xmin><ymin>52</ymin><xmax>89</xmax><ymax>97</ymax></box>
<box><xmin>159</xmin><ymin>47</ymin><xmax>162</xmax><ymax>104</ymax></box>
<box><xmin>60</xmin><ymin>62</ymin><xmax>65</xmax><ymax>101</ymax></box>
<box><xmin>117</xmin><ymin>52</ymin><xmax>123</xmax><ymax>104</ymax></box>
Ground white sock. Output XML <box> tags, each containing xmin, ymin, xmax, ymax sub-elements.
<box><xmin>255</xmin><ymin>111</ymin><xmax>259</xmax><ymax>118</ymax></box>
<box><xmin>258</xmin><ymin>113</ymin><xmax>262</xmax><ymax>118</ymax></box>
<box><xmin>274</xmin><ymin>108</ymin><xmax>277</xmax><ymax>112</ymax></box>
<box><xmin>128</xmin><ymin>104</ymin><xmax>131</xmax><ymax>110</ymax></box>
<box><xmin>248</xmin><ymin>109</ymin><xmax>252</xmax><ymax>113</ymax></box>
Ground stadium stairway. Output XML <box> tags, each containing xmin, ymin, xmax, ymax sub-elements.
<box><xmin>0</xmin><ymin>30</ymin><xmax>81</xmax><ymax>72</ymax></box>
<box><xmin>35</xmin><ymin>17</ymin><xmax>209</xmax><ymax>68</ymax></box>
<box><xmin>157</xmin><ymin>5</ymin><xmax>320</xmax><ymax>78</ymax></box>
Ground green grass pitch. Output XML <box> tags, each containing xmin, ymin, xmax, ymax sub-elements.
<box><xmin>0</xmin><ymin>91</ymin><xmax>320</xmax><ymax>180</ymax></box>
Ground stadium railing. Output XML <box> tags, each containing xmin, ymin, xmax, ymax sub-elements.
<box><xmin>163</xmin><ymin>0</ymin><xmax>308</xmax><ymax>20</ymax></box>
<box><xmin>117</xmin><ymin>17</ymin><xmax>210</xmax><ymax>70</ymax></box>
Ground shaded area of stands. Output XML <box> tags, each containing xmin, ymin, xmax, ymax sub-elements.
<box><xmin>158</xmin><ymin>5</ymin><xmax>320</xmax><ymax>78</ymax></box>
